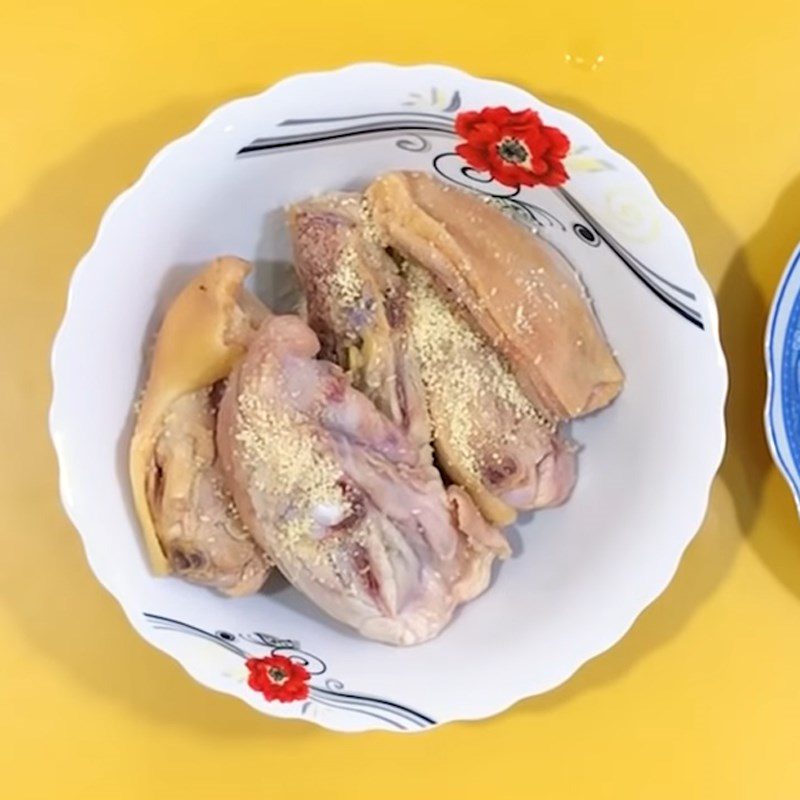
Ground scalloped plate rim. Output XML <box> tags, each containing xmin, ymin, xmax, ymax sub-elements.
<box><xmin>48</xmin><ymin>62</ymin><xmax>728</xmax><ymax>732</ymax></box>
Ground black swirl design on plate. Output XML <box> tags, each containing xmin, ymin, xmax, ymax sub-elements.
<box><xmin>144</xmin><ymin>613</ymin><xmax>435</xmax><ymax>731</ymax></box>
<box><xmin>146</xmin><ymin>614</ymin><xmax>249</xmax><ymax>657</ymax></box>
<box><xmin>573</xmin><ymin>222</ymin><xmax>601</xmax><ymax>246</ymax></box>
<box><xmin>394</xmin><ymin>133</ymin><xmax>431</xmax><ymax>153</ymax></box>
<box><xmin>236</xmin><ymin>113</ymin><xmax>455</xmax><ymax>157</ymax></box>
<box><xmin>557</xmin><ymin>188</ymin><xmax>703</xmax><ymax>328</ymax></box>
<box><xmin>234</xmin><ymin>108</ymin><xmax>703</xmax><ymax>329</ymax></box>
<box><xmin>431</xmin><ymin>152</ymin><xmax>567</xmax><ymax>232</ymax></box>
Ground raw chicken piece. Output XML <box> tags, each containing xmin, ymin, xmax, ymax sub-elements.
<box><xmin>129</xmin><ymin>258</ymin><xmax>271</xmax><ymax>594</ymax></box>
<box><xmin>366</xmin><ymin>171</ymin><xmax>624</xmax><ymax>420</ymax></box>
<box><xmin>401</xmin><ymin>261</ymin><xmax>577</xmax><ymax>525</ymax></box>
<box><xmin>288</xmin><ymin>194</ymin><xmax>430</xmax><ymax>452</ymax></box>
<box><xmin>290</xmin><ymin>194</ymin><xmax>575</xmax><ymax>527</ymax></box>
<box><xmin>145</xmin><ymin>384</ymin><xmax>269</xmax><ymax>594</ymax></box>
<box><xmin>216</xmin><ymin>312</ymin><xmax>499</xmax><ymax>645</ymax></box>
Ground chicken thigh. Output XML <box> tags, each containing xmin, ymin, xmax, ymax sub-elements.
<box><xmin>216</xmin><ymin>312</ymin><xmax>499</xmax><ymax>645</ymax></box>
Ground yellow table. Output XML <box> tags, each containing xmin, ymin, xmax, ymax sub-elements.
<box><xmin>2</xmin><ymin>1</ymin><xmax>798</xmax><ymax>797</ymax></box>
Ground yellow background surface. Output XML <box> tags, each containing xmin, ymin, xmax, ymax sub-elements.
<box><xmin>2</xmin><ymin>1</ymin><xmax>799</xmax><ymax>797</ymax></box>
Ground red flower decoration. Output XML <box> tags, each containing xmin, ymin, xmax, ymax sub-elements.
<box><xmin>246</xmin><ymin>655</ymin><xmax>311</xmax><ymax>703</ymax></box>
<box><xmin>454</xmin><ymin>106</ymin><xmax>570</xmax><ymax>188</ymax></box>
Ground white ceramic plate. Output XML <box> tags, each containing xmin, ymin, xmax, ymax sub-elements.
<box><xmin>765</xmin><ymin>243</ymin><xmax>800</xmax><ymax>508</ymax></box>
<box><xmin>49</xmin><ymin>63</ymin><xmax>727</xmax><ymax>732</ymax></box>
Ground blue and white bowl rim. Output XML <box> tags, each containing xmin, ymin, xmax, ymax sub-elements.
<box><xmin>766</xmin><ymin>242</ymin><xmax>800</xmax><ymax>508</ymax></box>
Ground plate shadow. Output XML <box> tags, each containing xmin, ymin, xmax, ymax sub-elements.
<box><xmin>0</xmin><ymin>95</ymin><xmax>320</xmax><ymax>739</ymax></box>
<box><xmin>506</xmin><ymin>91</ymin><xmax>743</xmax><ymax>713</ymax></box>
